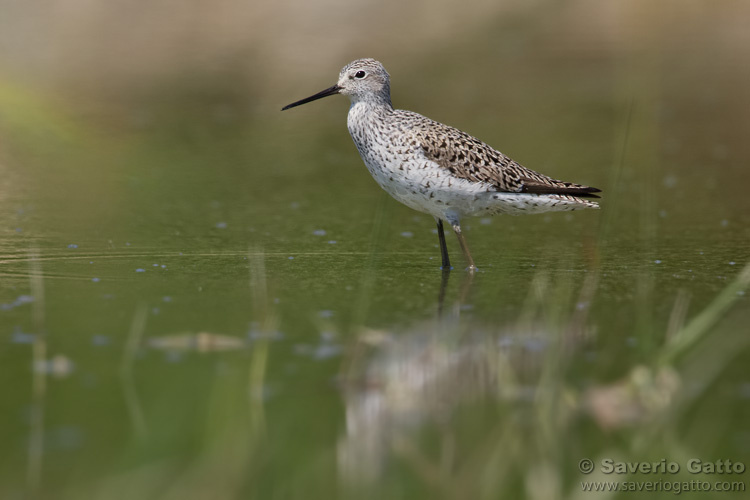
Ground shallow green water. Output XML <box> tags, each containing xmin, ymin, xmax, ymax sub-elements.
<box><xmin>2</xmin><ymin>6</ymin><xmax>750</xmax><ymax>499</ymax></box>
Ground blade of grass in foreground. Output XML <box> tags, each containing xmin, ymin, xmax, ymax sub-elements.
<box><xmin>660</xmin><ymin>262</ymin><xmax>750</xmax><ymax>365</ymax></box>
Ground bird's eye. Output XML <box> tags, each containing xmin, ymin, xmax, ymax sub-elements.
<box><xmin>354</xmin><ymin>70</ymin><xmax>366</xmax><ymax>79</ymax></box>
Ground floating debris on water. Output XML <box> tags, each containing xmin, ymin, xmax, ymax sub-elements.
<box><xmin>11</xmin><ymin>329</ymin><xmax>35</xmax><ymax>344</ymax></box>
<box><xmin>1</xmin><ymin>295</ymin><xmax>34</xmax><ymax>311</ymax></box>
<box><xmin>313</xmin><ymin>229</ymin><xmax>327</xmax><ymax>236</ymax></box>
<box><xmin>148</xmin><ymin>332</ymin><xmax>246</xmax><ymax>353</ymax></box>
<box><xmin>34</xmin><ymin>354</ymin><xmax>75</xmax><ymax>378</ymax></box>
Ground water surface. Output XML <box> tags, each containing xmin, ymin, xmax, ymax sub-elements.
<box><xmin>2</xmin><ymin>2</ymin><xmax>750</xmax><ymax>498</ymax></box>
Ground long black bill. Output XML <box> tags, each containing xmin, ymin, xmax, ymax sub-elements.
<box><xmin>281</xmin><ymin>84</ymin><xmax>342</xmax><ymax>111</ymax></box>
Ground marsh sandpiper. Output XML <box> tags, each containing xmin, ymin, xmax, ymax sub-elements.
<box><xmin>282</xmin><ymin>58</ymin><xmax>601</xmax><ymax>270</ymax></box>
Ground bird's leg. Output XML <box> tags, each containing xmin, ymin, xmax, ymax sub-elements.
<box><xmin>435</xmin><ymin>217</ymin><xmax>451</xmax><ymax>270</ymax></box>
<box><xmin>451</xmin><ymin>223</ymin><xmax>476</xmax><ymax>271</ymax></box>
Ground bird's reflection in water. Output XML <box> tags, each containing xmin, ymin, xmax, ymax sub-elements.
<box><xmin>338</xmin><ymin>269</ymin><xmax>551</xmax><ymax>487</ymax></box>
<box><xmin>336</xmin><ymin>270</ymin><xmax>679</xmax><ymax>492</ymax></box>
<box><xmin>436</xmin><ymin>268</ymin><xmax>473</xmax><ymax>318</ymax></box>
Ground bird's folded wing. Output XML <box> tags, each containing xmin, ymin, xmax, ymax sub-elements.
<box><xmin>405</xmin><ymin>113</ymin><xmax>600</xmax><ymax>198</ymax></box>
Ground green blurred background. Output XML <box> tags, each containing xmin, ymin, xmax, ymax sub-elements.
<box><xmin>1</xmin><ymin>0</ymin><xmax>749</xmax><ymax>499</ymax></box>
